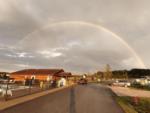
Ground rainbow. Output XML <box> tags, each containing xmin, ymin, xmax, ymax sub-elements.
<box><xmin>19</xmin><ymin>21</ymin><xmax>146</xmax><ymax>68</ymax></box>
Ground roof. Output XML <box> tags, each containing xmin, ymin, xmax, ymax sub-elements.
<box><xmin>11</xmin><ymin>69</ymin><xmax>64</xmax><ymax>76</ymax></box>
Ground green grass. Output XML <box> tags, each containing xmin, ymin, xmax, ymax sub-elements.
<box><xmin>134</xmin><ymin>98</ymin><xmax>150</xmax><ymax>113</ymax></box>
<box><xmin>116</xmin><ymin>97</ymin><xmax>150</xmax><ymax>113</ymax></box>
<box><xmin>117</xmin><ymin>97</ymin><xmax>137</xmax><ymax>113</ymax></box>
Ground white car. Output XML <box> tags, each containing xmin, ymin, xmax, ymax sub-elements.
<box><xmin>112</xmin><ymin>80</ymin><xmax>131</xmax><ymax>87</ymax></box>
<box><xmin>134</xmin><ymin>78</ymin><xmax>150</xmax><ymax>86</ymax></box>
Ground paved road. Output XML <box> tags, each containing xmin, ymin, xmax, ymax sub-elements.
<box><xmin>1</xmin><ymin>84</ymin><xmax>124</xmax><ymax>113</ymax></box>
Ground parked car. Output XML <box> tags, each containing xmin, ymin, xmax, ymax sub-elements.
<box><xmin>78</xmin><ymin>78</ymin><xmax>88</xmax><ymax>85</ymax></box>
<box><xmin>133</xmin><ymin>78</ymin><xmax>150</xmax><ymax>86</ymax></box>
<box><xmin>112</xmin><ymin>80</ymin><xmax>131</xmax><ymax>87</ymax></box>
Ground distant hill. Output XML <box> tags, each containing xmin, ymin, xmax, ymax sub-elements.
<box><xmin>128</xmin><ymin>69</ymin><xmax>150</xmax><ymax>78</ymax></box>
<box><xmin>95</xmin><ymin>69</ymin><xmax>150</xmax><ymax>79</ymax></box>
<box><xmin>112</xmin><ymin>69</ymin><xmax>150</xmax><ymax>78</ymax></box>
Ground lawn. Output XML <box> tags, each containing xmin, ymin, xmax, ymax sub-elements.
<box><xmin>117</xmin><ymin>96</ymin><xmax>150</xmax><ymax>113</ymax></box>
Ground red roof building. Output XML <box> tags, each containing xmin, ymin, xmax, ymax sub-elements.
<box><xmin>10</xmin><ymin>69</ymin><xmax>66</xmax><ymax>81</ymax></box>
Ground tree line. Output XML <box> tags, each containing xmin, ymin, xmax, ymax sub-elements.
<box><xmin>95</xmin><ymin>68</ymin><xmax>150</xmax><ymax>79</ymax></box>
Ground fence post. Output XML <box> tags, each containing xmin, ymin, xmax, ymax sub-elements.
<box><xmin>132</xmin><ymin>96</ymin><xmax>140</xmax><ymax>105</ymax></box>
<box><xmin>5</xmin><ymin>79</ymin><xmax>9</xmax><ymax>101</ymax></box>
<box><xmin>29</xmin><ymin>79</ymin><xmax>32</xmax><ymax>94</ymax></box>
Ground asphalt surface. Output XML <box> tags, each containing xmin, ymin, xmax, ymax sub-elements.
<box><xmin>1</xmin><ymin>84</ymin><xmax>124</xmax><ymax>113</ymax></box>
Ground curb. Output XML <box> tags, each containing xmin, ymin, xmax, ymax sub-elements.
<box><xmin>0</xmin><ymin>84</ymin><xmax>76</xmax><ymax>111</ymax></box>
<box><xmin>107</xmin><ymin>86</ymin><xmax>126</xmax><ymax>113</ymax></box>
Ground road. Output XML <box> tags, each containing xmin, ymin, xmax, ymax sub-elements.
<box><xmin>1</xmin><ymin>84</ymin><xmax>124</xmax><ymax>113</ymax></box>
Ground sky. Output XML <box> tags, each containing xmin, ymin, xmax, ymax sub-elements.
<box><xmin>0</xmin><ymin>0</ymin><xmax>150</xmax><ymax>74</ymax></box>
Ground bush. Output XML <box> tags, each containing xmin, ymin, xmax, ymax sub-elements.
<box><xmin>134</xmin><ymin>98</ymin><xmax>150</xmax><ymax>113</ymax></box>
<box><xmin>117</xmin><ymin>97</ymin><xmax>150</xmax><ymax>113</ymax></box>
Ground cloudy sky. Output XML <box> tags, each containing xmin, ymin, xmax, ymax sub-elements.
<box><xmin>0</xmin><ymin>0</ymin><xmax>150</xmax><ymax>73</ymax></box>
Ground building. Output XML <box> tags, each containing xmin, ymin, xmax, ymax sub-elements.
<box><xmin>10</xmin><ymin>69</ymin><xmax>70</xmax><ymax>81</ymax></box>
<box><xmin>57</xmin><ymin>72</ymin><xmax>72</xmax><ymax>78</ymax></box>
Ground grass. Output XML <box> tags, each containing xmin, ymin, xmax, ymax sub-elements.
<box><xmin>116</xmin><ymin>97</ymin><xmax>150</xmax><ymax>113</ymax></box>
<box><xmin>134</xmin><ymin>98</ymin><xmax>150</xmax><ymax>113</ymax></box>
<box><xmin>117</xmin><ymin>97</ymin><xmax>137</xmax><ymax>113</ymax></box>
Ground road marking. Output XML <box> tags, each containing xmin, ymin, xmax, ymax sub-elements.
<box><xmin>69</xmin><ymin>87</ymin><xmax>76</xmax><ymax>113</ymax></box>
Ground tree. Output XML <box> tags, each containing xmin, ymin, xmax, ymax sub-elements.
<box><xmin>104</xmin><ymin>64</ymin><xmax>112</xmax><ymax>80</ymax></box>
<box><xmin>123</xmin><ymin>70</ymin><xmax>128</xmax><ymax>79</ymax></box>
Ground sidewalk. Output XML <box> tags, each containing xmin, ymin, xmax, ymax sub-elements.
<box><xmin>109</xmin><ymin>86</ymin><xmax>150</xmax><ymax>97</ymax></box>
<box><xmin>0</xmin><ymin>85</ymin><xmax>75</xmax><ymax>111</ymax></box>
